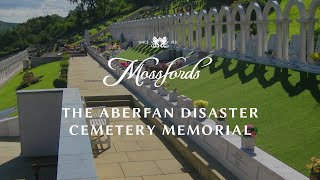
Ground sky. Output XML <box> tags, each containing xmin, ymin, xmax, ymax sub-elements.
<box><xmin>0</xmin><ymin>0</ymin><xmax>76</xmax><ymax>23</ymax></box>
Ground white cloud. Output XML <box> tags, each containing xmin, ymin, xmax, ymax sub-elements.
<box><xmin>0</xmin><ymin>0</ymin><xmax>76</xmax><ymax>23</ymax></box>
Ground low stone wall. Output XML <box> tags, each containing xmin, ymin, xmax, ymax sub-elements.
<box><xmin>0</xmin><ymin>116</ymin><xmax>19</xmax><ymax>137</ymax></box>
<box><xmin>16</xmin><ymin>88</ymin><xmax>98</xmax><ymax>179</ymax></box>
<box><xmin>30</xmin><ymin>56</ymin><xmax>61</xmax><ymax>68</ymax></box>
<box><xmin>88</xmin><ymin>47</ymin><xmax>307</xmax><ymax>180</ymax></box>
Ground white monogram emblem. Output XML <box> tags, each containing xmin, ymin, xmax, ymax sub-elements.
<box><xmin>151</xmin><ymin>36</ymin><xmax>169</xmax><ymax>48</ymax></box>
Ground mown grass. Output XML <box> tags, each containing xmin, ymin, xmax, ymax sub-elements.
<box><xmin>167</xmin><ymin>57</ymin><xmax>320</xmax><ymax>175</ymax></box>
<box><xmin>0</xmin><ymin>61</ymin><xmax>61</xmax><ymax>112</ymax></box>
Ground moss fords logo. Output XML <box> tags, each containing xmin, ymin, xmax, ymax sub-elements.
<box><xmin>103</xmin><ymin>57</ymin><xmax>213</xmax><ymax>87</ymax></box>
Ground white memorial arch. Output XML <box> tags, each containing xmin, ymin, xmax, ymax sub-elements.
<box><xmin>262</xmin><ymin>0</ymin><xmax>283</xmax><ymax>59</ymax></box>
<box><xmin>109</xmin><ymin>0</ymin><xmax>320</xmax><ymax>73</ymax></box>
<box><xmin>230</xmin><ymin>5</ymin><xmax>246</xmax><ymax>54</ymax></box>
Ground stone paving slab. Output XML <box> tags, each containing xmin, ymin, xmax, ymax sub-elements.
<box><xmin>96</xmin><ymin>163</ymin><xmax>125</xmax><ymax>179</ymax></box>
<box><xmin>68</xmin><ymin>56</ymin><xmax>130</xmax><ymax>97</ymax></box>
<box><xmin>120</xmin><ymin>161</ymin><xmax>163</xmax><ymax>177</ymax></box>
<box><xmin>125</xmin><ymin>150</ymin><xmax>173</xmax><ymax>162</ymax></box>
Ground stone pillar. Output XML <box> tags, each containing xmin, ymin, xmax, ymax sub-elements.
<box><xmin>261</xmin><ymin>20</ymin><xmax>268</xmax><ymax>54</ymax></box>
<box><xmin>188</xmin><ymin>20</ymin><xmax>193</xmax><ymax>49</ymax></box>
<box><xmin>173</xmin><ymin>17</ymin><xmax>178</xmax><ymax>43</ymax></box>
<box><xmin>181</xmin><ymin>23</ymin><xmax>186</xmax><ymax>48</ymax></box>
<box><xmin>205</xmin><ymin>22</ymin><xmax>212</xmax><ymax>51</ymax></box>
<box><xmin>167</xmin><ymin>17</ymin><xmax>172</xmax><ymax>41</ymax></box>
<box><xmin>196</xmin><ymin>21</ymin><xmax>202</xmax><ymax>49</ymax></box>
<box><xmin>148</xmin><ymin>19</ymin><xmax>152</xmax><ymax>41</ymax></box>
<box><xmin>229</xmin><ymin>22</ymin><xmax>236</xmax><ymax>51</ymax></box>
<box><xmin>299</xmin><ymin>19</ymin><xmax>307</xmax><ymax>64</ymax></box>
<box><xmin>307</xmin><ymin>19</ymin><xmax>317</xmax><ymax>64</ymax></box>
<box><xmin>244</xmin><ymin>22</ymin><xmax>251</xmax><ymax>42</ymax></box>
<box><xmin>214</xmin><ymin>22</ymin><xmax>220</xmax><ymax>51</ymax></box>
<box><xmin>256</xmin><ymin>20</ymin><xmax>264</xmax><ymax>57</ymax></box>
<box><xmin>282</xmin><ymin>19</ymin><xmax>291</xmax><ymax>61</ymax></box>
<box><xmin>215</xmin><ymin>22</ymin><xmax>222</xmax><ymax>50</ymax></box>
<box><xmin>226</xmin><ymin>22</ymin><xmax>232</xmax><ymax>52</ymax></box>
<box><xmin>240</xmin><ymin>22</ymin><xmax>246</xmax><ymax>54</ymax></box>
<box><xmin>275</xmin><ymin>20</ymin><xmax>283</xmax><ymax>60</ymax></box>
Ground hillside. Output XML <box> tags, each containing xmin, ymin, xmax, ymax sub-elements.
<box><xmin>0</xmin><ymin>21</ymin><xmax>18</xmax><ymax>32</ymax></box>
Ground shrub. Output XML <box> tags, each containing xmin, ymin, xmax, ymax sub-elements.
<box><xmin>60</xmin><ymin>67</ymin><xmax>68</xmax><ymax>74</ymax></box>
<box><xmin>53</xmin><ymin>78</ymin><xmax>67</xmax><ymax>88</ymax></box>
<box><xmin>23</xmin><ymin>68</ymin><xmax>30</xmax><ymax>72</ymax></box>
<box><xmin>60</xmin><ymin>60</ymin><xmax>69</xmax><ymax>67</ymax></box>
<box><xmin>62</xmin><ymin>53</ymin><xmax>71</xmax><ymax>61</ymax></box>
<box><xmin>193</xmin><ymin>100</ymin><xmax>209</xmax><ymax>108</ymax></box>
<box><xmin>306</xmin><ymin>157</ymin><xmax>320</xmax><ymax>176</ymax></box>
<box><xmin>22</xmin><ymin>71</ymin><xmax>39</xmax><ymax>85</ymax></box>
<box><xmin>59</xmin><ymin>73</ymin><xmax>67</xmax><ymax>79</ymax></box>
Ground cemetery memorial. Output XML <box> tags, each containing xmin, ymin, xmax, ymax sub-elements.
<box><xmin>85</xmin><ymin>0</ymin><xmax>320</xmax><ymax>179</ymax></box>
<box><xmin>109</xmin><ymin>0</ymin><xmax>320</xmax><ymax>74</ymax></box>
<box><xmin>1</xmin><ymin>0</ymin><xmax>320</xmax><ymax>179</ymax></box>
<box><xmin>87</xmin><ymin>46</ymin><xmax>309</xmax><ymax>179</ymax></box>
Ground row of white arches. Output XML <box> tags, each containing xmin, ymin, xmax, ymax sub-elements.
<box><xmin>110</xmin><ymin>0</ymin><xmax>320</xmax><ymax>65</ymax></box>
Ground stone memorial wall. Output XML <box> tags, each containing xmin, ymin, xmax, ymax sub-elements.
<box><xmin>0</xmin><ymin>50</ymin><xmax>28</xmax><ymax>86</ymax></box>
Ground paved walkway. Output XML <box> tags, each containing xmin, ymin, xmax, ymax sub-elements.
<box><xmin>94</xmin><ymin>107</ymin><xmax>199</xmax><ymax>180</ymax></box>
<box><xmin>68</xmin><ymin>56</ymin><xmax>200</xmax><ymax>179</ymax></box>
<box><xmin>68</xmin><ymin>56</ymin><xmax>130</xmax><ymax>97</ymax></box>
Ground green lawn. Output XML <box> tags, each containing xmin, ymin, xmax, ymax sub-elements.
<box><xmin>116</xmin><ymin>44</ymin><xmax>164</xmax><ymax>61</ymax></box>
<box><xmin>167</xmin><ymin>57</ymin><xmax>320</xmax><ymax>175</ymax></box>
<box><xmin>0</xmin><ymin>61</ymin><xmax>61</xmax><ymax>112</ymax></box>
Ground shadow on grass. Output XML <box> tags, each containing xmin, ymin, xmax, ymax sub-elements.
<box><xmin>130</xmin><ymin>44</ymin><xmax>164</xmax><ymax>57</ymax></box>
<box><xmin>205</xmin><ymin>57</ymin><xmax>320</xmax><ymax>102</ymax></box>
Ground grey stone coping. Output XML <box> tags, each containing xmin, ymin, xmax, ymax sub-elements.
<box><xmin>57</xmin><ymin>88</ymin><xmax>98</xmax><ymax>180</ymax></box>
